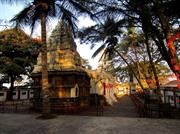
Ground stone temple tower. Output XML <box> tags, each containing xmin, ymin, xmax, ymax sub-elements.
<box><xmin>33</xmin><ymin>21</ymin><xmax>84</xmax><ymax>72</ymax></box>
<box><xmin>31</xmin><ymin>21</ymin><xmax>90</xmax><ymax>111</ymax></box>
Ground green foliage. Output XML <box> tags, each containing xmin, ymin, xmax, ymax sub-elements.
<box><xmin>79</xmin><ymin>17</ymin><xmax>125</xmax><ymax>60</ymax></box>
<box><xmin>0</xmin><ymin>28</ymin><xmax>40</xmax><ymax>85</ymax></box>
<box><xmin>79</xmin><ymin>0</ymin><xmax>179</xmax><ymax>77</ymax></box>
<box><xmin>9</xmin><ymin>0</ymin><xmax>95</xmax><ymax>35</ymax></box>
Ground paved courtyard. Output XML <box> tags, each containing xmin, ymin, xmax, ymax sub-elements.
<box><xmin>0</xmin><ymin>113</ymin><xmax>180</xmax><ymax>134</ymax></box>
<box><xmin>79</xmin><ymin>95</ymin><xmax>138</xmax><ymax>117</ymax></box>
<box><xmin>0</xmin><ymin>96</ymin><xmax>180</xmax><ymax>134</ymax></box>
<box><xmin>103</xmin><ymin>95</ymin><xmax>138</xmax><ymax>117</ymax></box>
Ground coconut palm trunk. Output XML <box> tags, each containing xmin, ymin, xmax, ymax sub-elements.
<box><xmin>40</xmin><ymin>13</ymin><xmax>50</xmax><ymax>114</ymax></box>
<box><xmin>145</xmin><ymin>35</ymin><xmax>160</xmax><ymax>95</ymax></box>
<box><xmin>114</xmin><ymin>48</ymin><xmax>145</xmax><ymax>90</ymax></box>
<box><xmin>9</xmin><ymin>75</ymin><xmax>15</xmax><ymax>100</ymax></box>
<box><xmin>144</xmin><ymin>34</ymin><xmax>161</xmax><ymax>102</ymax></box>
<box><xmin>5</xmin><ymin>0</ymin><xmax>94</xmax><ymax>117</ymax></box>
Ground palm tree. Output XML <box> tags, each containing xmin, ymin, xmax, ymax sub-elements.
<box><xmin>79</xmin><ymin>17</ymin><xmax>145</xmax><ymax>90</ymax></box>
<box><xmin>88</xmin><ymin>0</ymin><xmax>180</xmax><ymax>89</ymax></box>
<box><xmin>3</xmin><ymin>0</ymin><xmax>93</xmax><ymax>115</ymax></box>
<box><xmin>120</xmin><ymin>28</ymin><xmax>161</xmax><ymax>88</ymax></box>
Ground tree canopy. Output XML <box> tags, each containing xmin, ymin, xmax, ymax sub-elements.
<box><xmin>0</xmin><ymin>28</ymin><xmax>40</xmax><ymax>99</ymax></box>
<box><xmin>78</xmin><ymin>0</ymin><xmax>180</xmax><ymax>89</ymax></box>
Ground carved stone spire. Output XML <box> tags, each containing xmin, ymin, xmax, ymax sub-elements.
<box><xmin>33</xmin><ymin>21</ymin><xmax>84</xmax><ymax>73</ymax></box>
<box><xmin>48</xmin><ymin>21</ymin><xmax>76</xmax><ymax>51</ymax></box>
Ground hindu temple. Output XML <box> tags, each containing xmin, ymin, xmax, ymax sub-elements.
<box><xmin>31</xmin><ymin>21</ymin><xmax>90</xmax><ymax>112</ymax></box>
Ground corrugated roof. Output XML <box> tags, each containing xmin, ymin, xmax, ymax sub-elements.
<box><xmin>161</xmin><ymin>80</ymin><xmax>178</xmax><ymax>87</ymax></box>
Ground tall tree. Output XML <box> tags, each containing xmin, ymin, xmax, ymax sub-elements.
<box><xmin>79</xmin><ymin>17</ymin><xmax>145</xmax><ymax>90</ymax></box>
<box><xmin>0</xmin><ymin>28</ymin><xmax>40</xmax><ymax>100</ymax></box>
<box><xmin>122</xmin><ymin>27</ymin><xmax>161</xmax><ymax>95</ymax></box>
<box><xmin>88</xmin><ymin>0</ymin><xmax>180</xmax><ymax>88</ymax></box>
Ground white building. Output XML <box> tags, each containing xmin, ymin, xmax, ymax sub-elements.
<box><xmin>0</xmin><ymin>86</ymin><xmax>8</xmax><ymax>101</ymax></box>
<box><xmin>0</xmin><ymin>86</ymin><xmax>34</xmax><ymax>101</ymax></box>
<box><xmin>87</xmin><ymin>69</ymin><xmax>118</xmax><ymax>105</ymax></box>
<box><xmin>160</xmin><ymin>80</ymin><xmax>180</xmax><ymax>108</ymax></box>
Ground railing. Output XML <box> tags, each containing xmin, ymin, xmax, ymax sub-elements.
<box><xmin>131</xmin><ymin>93</ymin><xmax>173</xmax><ymax>118</ymax></box>
<box><xmin>130</xmin><ymin>94</ymin><xmax>145</xmax><ymax>117</ymax></box>
<box><xmin>50</xmin><ymin>98</ymin><xmax>80</xmax><ymax>114</ymax></box>
<box><xmin>0</xmin><ymin>100</ymin><xmax>32</xmax><ymax>113</ymax></box>
<box><xmin>30</xmin><ymin>97</ymin><xmax>90</xmax><ymax>114</ymax></box>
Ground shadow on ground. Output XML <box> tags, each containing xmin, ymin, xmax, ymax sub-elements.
<box><xmin>79</xmin><ymin>95</ymin><xmax>138</xmax><ymax>118</ymax></box>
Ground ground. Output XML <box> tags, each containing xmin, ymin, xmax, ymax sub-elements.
<box><xmin>103</xmin><ymin>95</ymin><xmax>138</xmax><ymax>117</ymax></box>
<box><xmin>0</xmin><ymin>114</ymin><xmax>180</xmax><ymax>134</ymax></box>
<box><xmin>0</xmin><ymin>96</ymin><xmax>180</xmax><ymax>134</ymax></box>
<box><xmin>79</xmin><ymin>95</ymin><xmax>138</xmax><ymax>117</ymax></box>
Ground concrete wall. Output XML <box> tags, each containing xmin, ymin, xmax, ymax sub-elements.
<box><xmin>20</xmin><ymin>90</ymin><xmax>28</xmax><ymax>100</ymax></box>
<box><xmin>13</xmin><ymin>91</ymin><xmax>19</xmax><ymax>100</ymax></box>
<box><xmin>161</xmin><ymin>89</ymin><xmax>180</xmax><ymax>108</ymax></box>
<box><xmin>0</xmin><ymin>91</ymin><xmax>7</xmax><ymax>101</ymax></box>
<box><xmin>175</xmin><ymin>93</ymin><xmax>180</xmax><ymax>108</ymax></box>
<box><xmin>29</xmin><ymin>90</ymin><xmax>34</xmax><ymax>98</ymax></box>
<box><xmin>0</xmin><ymin>89</ymin><xmax>33</xmax><ymax>101</ymax></box>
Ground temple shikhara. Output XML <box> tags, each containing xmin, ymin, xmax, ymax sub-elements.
<box><xmin>31</xmin><ymin>21</ymin><xmax>90</xmax><ymax>112</ymax></box>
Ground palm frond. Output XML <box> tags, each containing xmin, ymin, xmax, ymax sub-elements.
<box><xmin>92</xmin><ymin>43</ymin><xmax>106</xmax><ymax>58</ymax></box>
<box><xmin>29</xmin><ymin>14</ymin><xmax>39</xmax><ymax>36</ymax></box>
<box><xmin>98</xmin><ymin>48</ymin><xmax>107</xmax><ymax>62</ymax></box>
<box><xmin>78</xmin><ymin>25</ymin><xmax>105</xmax><ymax>45</ymax></box>
<box><xmin>59</xmin><ymin>5</ymin><xmax>78</xmax><ymax>36</ymax></box>
<box><xmin>0</xmin><ymin>0</ymin><xmax>26</xmax><ymax>4</ymax></box>
<box><xmin>68</xmin><ymin>0</ymin><xmax>94</xmax><ymax>17</ymax></box>
<box><xmin>47</xmin><ymin>1</ymin><xmax>58</xmax><ymax>17</ymax></box>
<box><xmin>10</xmin><ymin>4</ymin><xmax>34</xmax><ymax>27</ymax></box>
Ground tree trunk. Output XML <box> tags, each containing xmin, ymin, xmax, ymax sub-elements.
<box><xmin>138</xmin><ymin>4</ymin><xmax>161</xmax><ymax>100</ymax></box>
<box><xmin>145</xmin><ymin>36</ymin><xmax>160</xmax><ymax>88</ymax></box>
<box><xmin>135</xmin><ymin>0</ymin><xmax>180</xmax><ymax>88</ymax></box>
<box><xmin>153</xmin><ymin>0</ymin><xmax>170</xmax><ymax>40</ymax></box>
<box><xmin>150</xmin><ymin>14</ymin><xmax>180</xmax><ymax>88</ymax></box>
<box><xmin>114</xmin><ymin>48</ymin><xmax>145</xmax><ymax>91</ymax></box>
<box><xmin>40</xmin><ymin>13</ymin><xmax>50</xmax><ymax>114</ymax></box>
<box><xmin>151</xmin><ymin>29</ymin><xmax>180</xmax><ymax>89</ymax></box>
<box><xmin>129</xmin><ymin>55</ymin><xmax>151</xmax><ymax>88</ymax></box>
<box><xmin>8</xmin><ymin>75</ymin><xmax>15</xmax><ymax>101</ymax></box>
<box><xmin>144</xmin><ymin>34</ymin><xmax>161</xmax><ymax>102</ymax></box>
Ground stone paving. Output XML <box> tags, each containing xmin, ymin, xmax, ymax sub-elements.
<box><xmin>79</xmin><ymin>95</ymin><xmax>138</xmax><ymax>117</ymax></box>
<box><xmin>103</xmin><ymin>95</ymin><xmax>138</xmax><ymax>117</ymax></box>
<box><xmin>0</xmin><ymin>113</ymin><xmax>180</xmax><ymax>134</ymax></box>
<box><xmin>1</xmin><ymin>96</ymin><xmax>180</xmax><ymax>134</ymax></box>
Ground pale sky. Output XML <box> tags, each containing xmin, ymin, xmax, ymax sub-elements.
<box><xmin>0</xmin><ymin>3</ymin><xmax>100</xmax><ymax>69</ymax></box>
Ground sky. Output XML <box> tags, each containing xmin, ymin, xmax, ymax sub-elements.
<box><xmin>0</xmin><ymin>3</ymin><xmax>101</xmax><ymax>69</ymax></box>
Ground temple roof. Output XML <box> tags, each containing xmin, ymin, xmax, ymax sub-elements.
<box><xmin>161</xmin><ymin>80</ymin><xmax>178</xmax><ymax>88</ymax></box>
<box><xmin>33</xmin><ymin>21</ymin><xmax>85</xmax><ymax>73</ymax></box>
<box><xmin>48</xmin><ymin>21</ymin><xmax>76</xmax><ymax>51</ymax></box>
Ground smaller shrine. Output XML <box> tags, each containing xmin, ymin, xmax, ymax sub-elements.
<box><xmin>31</xmin><ymin>22</ymin><xmax>90</xmax><ymax>113</ymax></box>
<box><xmin>86</xmin><ymin>54</ymin><xmax>119</xmax><ymax>105</ymax></box>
